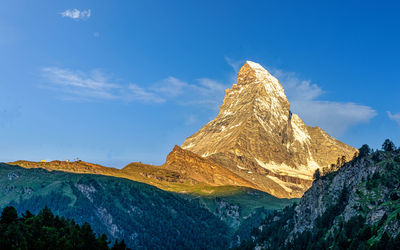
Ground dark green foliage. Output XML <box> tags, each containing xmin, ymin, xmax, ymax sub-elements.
<box><xmin>234</xmin><ymin>207</ymin><xmax>270</xmax><ymax>242</ymax></box>
<box><xmin>359</xmin><ymin>144</ymin><xmax>371</xmax><ymax>158</ymax></box>
<box><xmin>366</xmin><ymin>172</ymin><xmax>381</xmax><ymax>190</ymax></box>
<box><xmin>235</xmin><ymin>203</ymin><xmax>297</xmax><ymax>250</ymax></box>
<box><xmin>313</xmin><ymin>169</ymin><xmax>321</xmax><ymax>180</ymax></box>
<box><xmin>0</xmin><ymin>206</ymin><xmax>127</xmax><ymax>250</ymax></box>
<box><xmin>111</xmin><ymin>239</ymin><xmax>127</xmax><ymax>250</ymax></box>
<box><xmin>0</xmin><ymin>206</ymin><xmax>18</xmax><ymax>224</ymax></box>
<box><xmin>371</xmin><ymin>151</ymin><xmax>382</xmax><ymax>162</ymax></box>
<box><xmin>382</xmin><ymin>139</ymin><xmax>396</xmax><ymax>152</ymax></box>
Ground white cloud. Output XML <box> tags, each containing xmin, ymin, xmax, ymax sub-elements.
<box><xmin>185</xmin><ymin>78</ymin><xmax>228</xmax><ymax>110</ymax></box>
<box><xmin>41</xmin><ymin>67</ymin><xmax>228</xmax><ymax>107</ymax></box>
<box><xmin>388</xmin><ymin>111</ymin><xmax>400</xmax><ymax>128</ymax></box>
<box><xmin>185</xmin><ymin>115</ymin><xmax>198</xmax><ymax>125</ymax></box>
<box><xmin>151</xmin><ymin>77</ymin><xmax>188</xmax><ymax>97</ymax></box>
<box><xmin>128</xmin><ymin>84</ymin><xmax>165</xmax><ymax>103</ymax></box>
<box><xmin>292</xmin><ymin>101</ymin><xmax>376</xmax><ymax>136</ymax></box>
<box><xmin>270</xmin><ymin>69</ymin><xmax>377</xmax><ymax>136</ymax></box>
<box><xmin>42</xmin><ymin>67</ymin><xmax>118</xmax><ymax>90</ymax></box>
<box><xmin>148</xmin><ymin>77</ymin><xmax>228</xmax><ymax>109</ymax></box>
<box><xmin>272</xmin><ymin>70</ymin><xmax>323</xmax><ymax>101</ymax></box>
<box><xmin>60</xmin><ymin>9</ymin><xmax>91</xmax><ymax>20</ymax></box>
<box><xmin>196</xmin><ymin>78</ymin><xmax>227</xmax><ymax>93</ymax></box>
<box><xmin>225</xmin><ymin>56</ymin><xmax>245</xmax><ymax>73</ymax></box>
<box><xmin>41</xmin><ymin>67</ymin><xmax>120</xmax><ymax>100</ymax></box>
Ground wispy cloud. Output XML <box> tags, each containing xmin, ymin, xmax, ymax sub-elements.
<box><xmin>388</xmin><ymin>111</ymin><xmax>400</xmax><ymax>128</ymax></box>
<box><xmin>128</xmin><ymin>84</ymin><xmax>165</xmax><ymax>103</ymax></box>
<box><xmin>60</xmin><ymin>9</ymin><xmax>91</xmax><ymax>20</ymax></box>
<box><xmin>150</xmin><ymin>77</ymin><xmax>228</xmax><ymax>109</ymax></box>
<box><xmin>41</xmin><ymin>61</ymin><xmax>377</xmax><ymax>135</ymax></box>
<box><xmin>41</xmin><ymin>67</ymin><xmax>120</xmax><ymax>100</ymax></box>
<box><xmin>150</xmin><ymin>77</ymin><xmax>188</xmax><ymax>98</ymax></box>
<box><xmin>42</xmin><ymin>67</ymin><xmax>118</xmax><ymax>90</ymax></box>
<box><xmin>271</xmin><ymin>69</ymin><xmax>377</xmax><ymax>136</ymax></box>
<box><xmin>225</xmin><ymin>56</ymin><xmax>244</xmax><ymax>73</ymax></box>
<box><xmin>41</xmin><ymin>67</ymin><xmax>228</xmax><ymax>107</ymax></box>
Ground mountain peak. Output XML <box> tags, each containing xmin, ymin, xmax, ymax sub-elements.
<box><xmin>238</xmin><ymin>61</ymin><xmax>275</xmax><ymax>83</ymax></box>
<box><xmin>236</xmin><ymin>61</ymin><xmax>287</xmax><ymax>106</ymax></box>
<box><xmin>182</xmin><ymin>61</ymin><xmax>357</xmax><ymax>198</ymax></box>
<box><xmin>244</xmin><ymin>60</ymin><xmax>267</xmax><ymax>71</ymax></box>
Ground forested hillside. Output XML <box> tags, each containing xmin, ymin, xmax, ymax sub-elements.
<box><xmin>237</xmin><ymin>140</ymin><xmax>400</xmax><ymax>249</ymax></box>
<box><xmin>0</xmin><ymin>206</ymin><xmax>127</xmax><ymax>249</ymax></box>
<box><xmin>0</xmin><ymin>164</ymin><xmax>230</xmax><ymax>249</ymax></box>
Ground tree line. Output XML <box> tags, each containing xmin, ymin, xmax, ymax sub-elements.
<box><xmin>0</xmin><ymin>206</ymin><xmax>127</xmax><ymax>250</ymax></box>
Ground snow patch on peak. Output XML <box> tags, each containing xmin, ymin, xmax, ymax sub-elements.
<box><xmin>255</xmin><ymin>158</ymin><xmax>314</xmax><ymax>180</ymax></box>
<box><xmin>245</xmin><ymin>61</ymin><xmax>268</xmax><ymax>72</ymax></box>
<box><xmin>291</xmin><ymin>114</ymin><xmax>311</xmax><ymax>144</ymax></box>
<box><xmin>182</xmin><ymin>142</ymin><xmax>195</xmax><ymax>149</ymax></box>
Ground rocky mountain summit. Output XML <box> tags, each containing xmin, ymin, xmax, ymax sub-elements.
<box><xmin>182</xmin><ymin>61</ymin><xmax>357</xmax><ymax>198</ymax></box>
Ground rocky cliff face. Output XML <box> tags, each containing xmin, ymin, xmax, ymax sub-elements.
<box><xmin>182</xmin><ymin>61</ymin><xmax>357</xmax><ymax>198</ymax></box>
<box><xmin>240</xmin><ymin>148</ymin><xmax>400</xmax><ymax>249</ymax></box>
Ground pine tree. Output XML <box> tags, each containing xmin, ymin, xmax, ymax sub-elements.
<box><xmin>0</xmin><ymin>206</ymin><xmax>18</xmax><ymax>224</ymax></box>
<box><xmin>358</xmin><ymin>144</ymin><xmax>371</xmax><ymax>158</ymax></box>
<box><xmin>382</xmin><ymin>139</ymin><xmax>396</xmax><ymax>152</ymax></box>
<box><xmin>313</xmin><ymin>169</ymin><xmax>321</xmax><ymax>181</ymax></box>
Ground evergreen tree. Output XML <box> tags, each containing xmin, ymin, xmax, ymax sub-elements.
<box><xmin>358</xmin><ymin>144</ymin><xmax>371</xmax><ymax>158</ymax></box>
<box><xmin>111</xmin><ymin>239</ymin><xmax>127</xmax><ymax>250</ymax></box>
<box><xmin>0</xmin><ymin>206</ymin><xmax>18</xmax><ymax>224</ymax></box>
<box><xmin>382</xmin><ymin>139</ymin><xmax>396</xmax><ymax>152</ymax></box>
<box><xmin>313</xmin><ymin>169</ymin><xmax>321</xmax><ymax>181</ymax></box>
<box><xmin>0</xmin><ymin>206</ymin><xmax>117</xmax><ymax>250</ymax></box>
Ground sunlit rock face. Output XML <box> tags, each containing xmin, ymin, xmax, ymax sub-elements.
<box><xmin>163</xmin><ymin>145</ymin><xmax>258</xmax><ymax>188</ymax></box>
<box><xmin>182</xmin><ymin>61</ymin><xmax>357</xmax><ymax>198</ymax></box>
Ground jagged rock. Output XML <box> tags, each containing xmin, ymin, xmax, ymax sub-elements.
<box><xmin>182</xmin><ymin>61</ymin><xmax>357</xmax><ymax>198</ymax></box>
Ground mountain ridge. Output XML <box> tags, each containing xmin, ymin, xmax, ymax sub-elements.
<box><xmin>9</xmin><ymin>145</ymin><xmax>260</xmax><ymax>195</ymax></box>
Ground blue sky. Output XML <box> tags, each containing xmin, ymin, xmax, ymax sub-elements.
<box><xmin>1</xmin><ymin>1</ymin><xmax>399</xmax><ymax>167</ymax></box>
